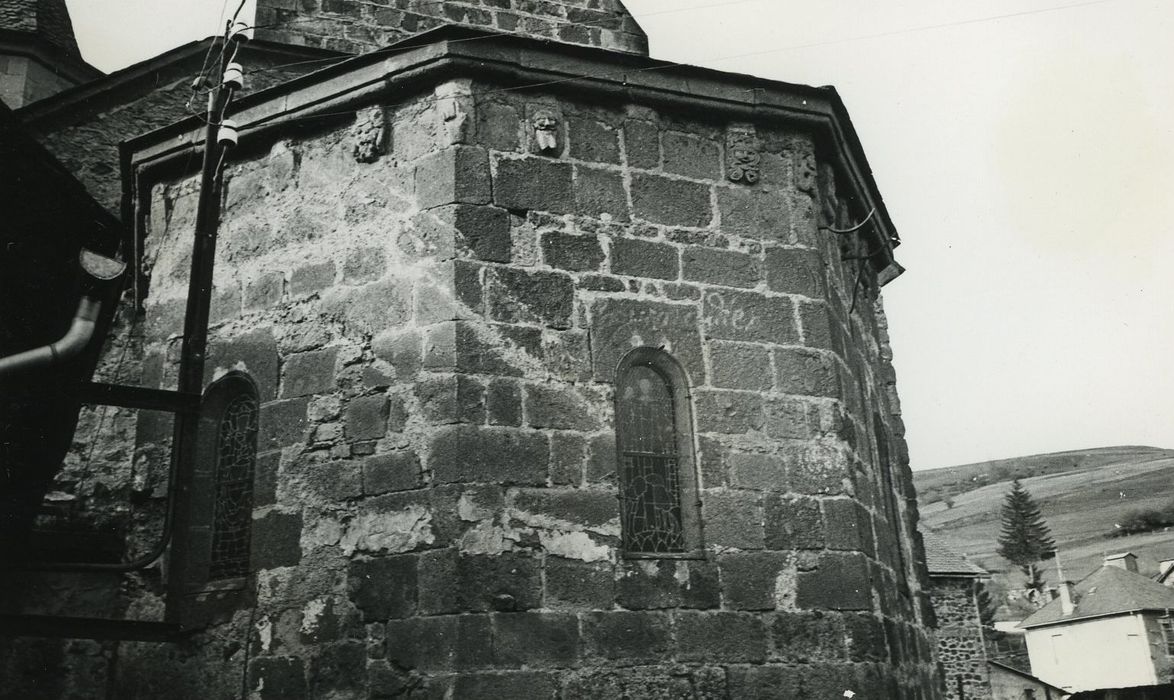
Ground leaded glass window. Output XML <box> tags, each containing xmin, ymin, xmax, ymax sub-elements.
<box><xmin>615</xmin><ymin>349</ymin><xmax>701</xmax><ymax>556</ymax></box>
<box><xmin>206</xmin><ymin>375</ymin><xmax>257</xmax><ymax>580</ymax></box>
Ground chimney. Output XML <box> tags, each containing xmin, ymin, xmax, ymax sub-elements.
<box><xmin>253</xmin><ymin>0</ymin><xmax>649</xmax><ymax>57</ymax></box>
<box><xmin>1105</xmin><ymin>553</ymin><xmax>1139</xmax><ymax>573</ymax></box>
<box><xmin>1058</xmin><ymin>581</ymin><xmax>1077</xmax><ymax>615</ymax></box>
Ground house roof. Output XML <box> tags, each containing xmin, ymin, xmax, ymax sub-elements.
<box><xmin>919</xmin><ymin>525</ymin><xmax>987</xmax><ymax>577</ymax></box>
<box><xmin>1020</xmin><ymin>563</ymin><xmax>1174</xmax><ymax>630</ymax></box>
<box><xmin>0</xmin><ymin>0</ymin><xmax>102</xmax><ymax>84</ymax></box>
<box><xmin>987</xmin><ymin>661</ymin><xmax>1070</xmax><ymax>695</ymax></box>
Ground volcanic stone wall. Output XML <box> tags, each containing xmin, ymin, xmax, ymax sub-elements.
<box><xmin>930</xmin><ymin>577</ymin><xmax>992</xmax><ymax>699</ymax></box>
<box><xmin>254</xmin><ymin>0</ymin><xmax>648</xmax><ymax>56</ymax></box>
<box><xmin>5</xmin><ymin>73</ymin><xmax>940</xmax><ymax>698</ymax></box>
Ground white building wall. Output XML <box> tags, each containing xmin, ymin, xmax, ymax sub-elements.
<box><xmin>1025</xmin><ymin>614</ymin><xmax>1157</xmax><ymax>692</ymax></box>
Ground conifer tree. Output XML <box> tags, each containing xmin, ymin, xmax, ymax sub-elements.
<box><xmin>996</xmin><ymin>479</ymin><xmax>1055</xmax><ymax>596</ymax></box>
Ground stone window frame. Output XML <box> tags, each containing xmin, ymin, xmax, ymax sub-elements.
<box><xmin>614</xmin><ymin>347</ymin><xmax>704</xmax><ymax>559</ymax></box>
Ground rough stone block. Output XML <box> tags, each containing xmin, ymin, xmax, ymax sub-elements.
<box><xmin>419</xmin><ymin>203</ymin><xmax>512</xmax><ymax>263</ymax></box>
<box><xmin>428</xmin><ymin>425</ymin><xmax>548</xmax><ymax>485</ymax></box>
<box><xmin>796</xmin><ymin>551</ymin><xmax>874</xmax><ymax>611</ymax></box>
<box><xmin>823</xmin><ymin>497</ymin><xmax>869</xmax><ymax>552</ymax></box>
<box><xmin>692</xmin><ymin>390</ymin><xmax>764</xmax><ymax>434</ymax></box>
<box><xmin>676</xmin><ymin>612</ymin><xmax>766</xmax><ymax>663</ymax></box>
<box><xmin>342</xmin><ymin>246</ymin><xmax>386</xmax><ymax>284</ymax></box>
<box><xmin>717</xmin><ymin>187</ymin><xmax>790</xmax><ymax>240</ymax></box>
<box><xmin>681</xmin><ymin>247</ymin><xmax>760</xmax><ymax>288</ymax></box>
<box><xmin>582</xmin><ymin>611</ymin><xmax>671</xmax><ymax>663</ymax></box>
<box><xmin>541</xmin><ymin>231</ymin><xmax>604</xmax><ymax>272</ymax></box>
<box><xmin>248</xmin><ymin>657</ymin><xmax>306</xmax><ymax>700</ymax></box>
<box><xmin>281</xmin><ymin>348</ymin><xmax>339</xmax><ymax>398</ymax></box>
<box><xmin>545</xmin><ymin>558</ymin><xmax>613</xmax><ymax>610</ymax></box>
<box><xmin>718</xmin><ymin>551</ymin><xmax>791</xmax><ymax>610</ymax></box>
<box><xmin>764</xmin><ymin>395</ymin><xmax>819</xmax><ymax>440</ymax></box>
<box><xmin>385</xmin><ymin>615</ymin><xmax>493</xmax><ymax>672</ymax></box>
<box><xmin>417</xmin><ymin>374</ymin><xmax>485</xmax><ymax>425</ymax></box>
<box><xmin>308</xmin><ymin>640</ymin><xmax>366</xmax><ymax>697</ymax></box>
<box><xmin>770</xmin><ymin>611</ymin><xmax>847</xmax><ymax>662</ymax></box>
<box><xmin>414</xmin><ymin>145</ymin><xmax>492</xmax><ymax>208</ymax></box>
<box><xmin>549</xmin><ymin>432</ymin><xmax>586</xmax><ymax>485</ymax></box>
<box><xmin>765</xmin><ymin>494</ymin><xmax>825</xmax><ymax>550</ymax></box>
<box><xmin>785</xmin><ymin>442</ymin><xmax>851</xmax><ymax>495</ymax></box>
<box><xmin>623</xmin><ymin>120</ymin><xmax>660</xmax><ymax>169</ymax></box>
<box><xmin>324</xmin><ymin>279</ymin><xmax>411</xmax><ymax>337</ymax></box>
<box><xmin>765</xmin><ymin>246</ymin><xmax>825</xmax><ymax>297</ymax></box>
<box><xmin>251</xmin><ymin>509</ymin><xmax>303</xmax><ymax>570</ymax></box>
<box><xmin>610</xmin><ymin>237</ymin><xmax>679</xmax><ymax>280</ymax></box>
<box><xmin>662</xmin><ymin>131</ymin><xmax>721</xmax><ymax>181</ymax></box>
<box><xmin>587</xmin><ymin>297</ymin><xmax>704</xmax><ymax>382</ymax></box>
<box><xmin>254</xmin><ymin>451</ymin><xmax>280</xmax><ymax>507</ymax></box>
<box><xmin>568</xmin><ymin>116</ymin><xmax>620</xmax><ymax>163</ymax></box>
<box><xmin>630</xmin><ymin>173</ymin><xmax>712</xmax><ymax>227</ymax></box>
<box><xmin>845</xmin><ymin>612</ymin><xmax>888</xmax><ymax>662</ymax></box>
<box><xmin>259</xmin><ymin>397</ymin><xmax>308</xmax><ymax>450</ymax></box>
<box><xmin>701</xmin><ymin>489</ymin><xmax>764</xmax><ymax>549</ymax></box>
<box><xmin>799</xmin><ymin>300</ymin><xmax>838</xmax><ymax>352</ymax></box>
<box><xmin>487</xmin><ymin>378</ymin><xmax>523</xmax><ymax>426</ymax></box>
<box><xmin>774</xmin><ymin>347</ymin><xmax>840</xmax><ymax>398</ymax></box>
<box><xmin>585</xmin><ymin>433</ymin><xmax>617</xmax><ymax>484</ymax></box>
<box><xmin>372</xmin><ymin>329</ymin><xmax>422</xmax><ymax>380</ymax></box>
<box><xmin>346</xmin><ymin>394</ymin><xmax>389</xmax><ymax>441</ymax></box>
<box><xmin>487</xmin><ymin>266</ymin><xmax>574</xmax><ymax>329</ymax></box>
<box><xmin>290</xmin><ymin>261</ymin><xmax>336</xmax><ymax>297</ymax></box>
<box><xmin>512</xmin><ymin>488</ymin><xmax>618</xmax><ymax>530</ymax></box>
<box><xmin>708</xmin><ymin>341</ymin><xmax>771</xmax><ymax>391</ymax></box>
<box><xmin>574</xmin><ymin>166</ymin><xmax>629</xmax><ymax>222</ymax></box>
<box><xmin>451</xmin><ymin>672</ymin><xmax>557</xmax><ymax>700</ymax></box>
<box><xmin>493</xmin><ymin>156</ymin><xmax>574</xmax><ymax>214</ymax></box>
<box><xmin>702</xmin><ymin>289</ymin><xmax>798</xmax><ymax>344</ymax></box>
<box><xmin>348</xmin><ymin>554</ymin><xmax>417</xmax><ymax>621</ymax></box>
<box><xmin>493</xmin><ymin>612</ymin><xmax>580</xmax><ymax>667</ymax></box>
<box><xmin>525</xmin><ymin>382</ymin><xmax>600</xmax><ymax>431</ymax></box>
<box><xmin>204</xmin><ymin>327</ymin><xmax>279</xmax><ymax>401</ymax></box>
<box><xmin>456</xmin><ymin>553</ymin><xmax>542</xmax><ymax>612</ymax></box>
<box><xmin>362</xmin><ymin>450</ymin><xmax>420</xmax><ymax>495</ymax></box>
<box><xmin>244</xmin><ymin>270</ymin><xmax>284</xmax><ymax>310</ymax></box>
<box><xmin>728</xmin><ymin>452</ymin><xmax>785</xmax><ymax>491</ymax></box>
<box><xmin>474</xmin><ymin>100</ymin><xmax>520</xmax><ymax>151</ymax></box>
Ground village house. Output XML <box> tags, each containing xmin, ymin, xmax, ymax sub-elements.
<box><xmin>1020</xmin><ymin>553</ymin><xmax>1174</xmax><ymax>694</ymax></box>
<box><xmin>1</xmin><ymin>0</ymin><xmax>943</xmax><ymax>697</ymax></box>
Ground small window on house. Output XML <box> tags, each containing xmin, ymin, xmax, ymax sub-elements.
<box><xmin>203</xmin><ymin>372</ymin><xmax>258</xmax><ymax>580</ymax></box>
<box><xmin>615</xmin><ymin>348</ymin><xmax>701</xmax><ymax>556</ymax></box>
<box><xmin>1161</xmin><ymin>619</ymin><xmax>1174</xmax><ymax>656</ymax></box>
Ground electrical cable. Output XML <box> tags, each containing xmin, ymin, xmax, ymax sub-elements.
<box><xmin>821</xmin><ymin>207</ymin><xmax>876</xmax><ymax>235</ymax></box>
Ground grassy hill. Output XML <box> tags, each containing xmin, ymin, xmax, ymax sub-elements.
<box><xmin>913</xmin><ymin>446</ymin><xmax>1174</xmax><ymax>599</ymax></box>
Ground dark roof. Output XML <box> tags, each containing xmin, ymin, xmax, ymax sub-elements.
<box><xmin>919</xmin><ymin>525</ymin><xmax>987</xmax><ymax>577</ymax></box>
<box><xmin>987</xmin><ymin>661</ymin><xmax>1069</xmax><ymax>694</ymax></box>
<box><xmin>1020</xmin><ymin>564</ymin><xmax>1174</xmax><ymax>630</ymax></box>
<box><xmin>0</xmin><ymin>0</ymin><xmax>81</xmax><ymax>57</ymax></box>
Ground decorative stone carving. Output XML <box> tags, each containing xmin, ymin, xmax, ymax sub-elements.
<box><xmin>795</xmin><ymin>151</ymin><xmax>817</xmax><ymax>195</ymax></box>
<box><xmin>725</xmin><ymin>124</ymin><xmax>760</xmax><ymax>184</ymax></box>
<box><xmin>353</xmin><ymin>105</ymin><xmax>389</xmax><ymax>163</ymax></box>
<box><xmin>531</xmin><ymin>110</ymin><xmax>560</xmax><ymax>154</ymax></box>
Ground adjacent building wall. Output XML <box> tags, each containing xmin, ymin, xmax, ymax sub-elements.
<box><xmin>931</xmin><ymin>577</ymin><xmax>992</xmax><ymax>699</ymax></box>
<box><xmin>1026</xmin><ymin>615</ymin><xmax>1157</xmax><ymax>692</ymax></box>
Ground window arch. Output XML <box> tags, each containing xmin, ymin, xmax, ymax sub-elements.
<box><xmin>200</xmin><ymin>371</ymin><xmax>259</xmax><ymax>580</ymax></box>
<box><xmin>615</xmin><ymin>348</ymin><xmax>702</xmax><ymax>556</ymax></box>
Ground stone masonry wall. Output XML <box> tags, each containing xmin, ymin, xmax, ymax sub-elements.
<box><xmin>930</xmin><ymin>577</ymin><xmax>991</xmax><ymax>700</ymax></box>
<box><xmin>4</xmin><ymin>72</ymin><xmax>939</xmax><ymax>698</ymax></box>
<box><xmin>254</xmin><ymin>0</ymin><xmax>648</xmax><ymax>56</ymax></box>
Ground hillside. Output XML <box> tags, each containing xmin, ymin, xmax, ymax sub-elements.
<box><xmin>914</xmin><ymin>446</ymin><xmax>1174</xmax><ymax>594</ymax></box>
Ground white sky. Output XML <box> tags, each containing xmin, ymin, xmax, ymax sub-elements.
<box><xmin>66</xmin><ymin>0</ymin><xmax>1174</xmax><ymax>470</ymax></box>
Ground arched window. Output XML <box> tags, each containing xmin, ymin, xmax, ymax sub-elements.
<box><xmin>615</xmin><ymin>348</ymin><xmax>701</xmax><ymax>556</ymax></box>
<box><xmin>202</xmin><ymin>372</ymin><xmax>258</xmax><ymax>580</ymax></box>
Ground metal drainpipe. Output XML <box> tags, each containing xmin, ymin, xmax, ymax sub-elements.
<box><xmin>0</xmin><ymin>297</ymin><xmax>103</xmax><ymax>378</ymax></box>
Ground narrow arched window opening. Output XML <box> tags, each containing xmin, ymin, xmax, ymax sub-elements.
<box><xmin>615</xmin><ymin>348</ymin><xmax>701</xmax><ymax>557</ymax></box>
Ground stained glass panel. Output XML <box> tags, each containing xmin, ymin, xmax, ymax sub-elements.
<box><xmin>618</xmin><ymin>364</ymin><xmax>685</xmax><ymax>553</ymax></box>
<box><xmin>208</xmin><ymin>392</ymin><xmax>257</xmax><ymax>579</ymax></box>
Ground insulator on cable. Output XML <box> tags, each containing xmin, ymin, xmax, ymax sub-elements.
<box><xmin>218</xmin><ymin>120</ymin><xmax>240</xmax><ymax>148</ymax></box>
<box><xmin>228</xmin><ymin>21</ymin><xmax>252</xmax><ymax>44</ymax></box>
<box><xmin>222</xmin><ymin>62</ymin><xmax>244</xmax><ymax>91</ymax></box>
<box><xmin>190</xmin><ymin>75</ymin><xmax>207</xmax><ymax>91</ymax></box>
